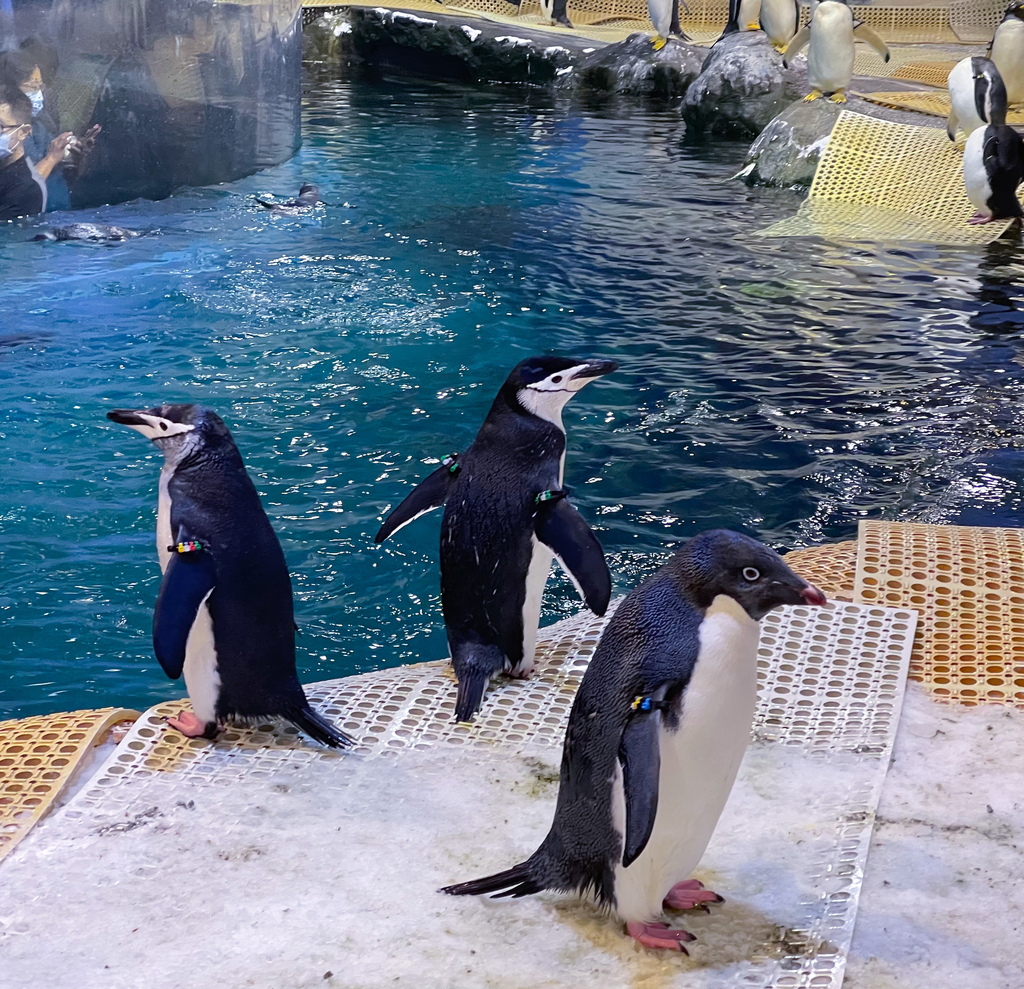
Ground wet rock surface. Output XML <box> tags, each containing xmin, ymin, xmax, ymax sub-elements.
<box><xmin>682</xmin><ymin>32</ymin><xmax>807</xmax><ymax>140</ymax></box>
<box><xmin>575</xmin><ymin>33</ymin><xmax>705</xmax><ymax>97</ymax></box>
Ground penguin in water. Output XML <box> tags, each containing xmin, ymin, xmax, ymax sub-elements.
<box><xmin>783</xmin><ymin>0</ymin><xmax>889</xmax><ymax>104</ymax></box>
<box><xmin>991</xmin><ymin>2</ymin><xmax>1024</xmax><ymax>107</ymax></box>
<box><xmin>375</xmin><ymin>357</ymin><xmax>616</xmax><ymax>722</ymax></box>
<box><xmin>723</xmin><ymin>0</ymin><xmax>761</xmax><ymax>34</ymax></box>
<box><xmin>960</xmin><ymin>63</ymin><xmax>1024</xmax><ymax>225</ymax></box>
<box><xmin>444</xmin><ymin>530</ymin><xmax>827</xmax><ymax>951</ymax></box>
<box><xmin>948</xmin><ymin>57</ymin><xmax>1009</xmax><ymax>142</ymax></box>
<box><xmin>107</xmin><ymin>404</ymin><xmax>352</xmax><ymax>748</ymax></box>
<box><xmin>759</xmin><ymin>0</ymin><xmax>800</xmax><ymax>52</ymax></box>
<box><xmin>256</xmin><ymin>183</ymin><xmax>320</xmax><ymax>214</ymax></box>
<box><xmin>33</xmin><ymin>223</ymin><xmax>141</xmax><ymax>242</ymax></box>
<box><xmin>647</xmin><ymin>0</ymin><xmax>689</xmax><ymax>50</ymax></box>
<box><xmin>539</xmin><ymin>0</ymin><xmax>571</xmax><ymax>27</ymax></box>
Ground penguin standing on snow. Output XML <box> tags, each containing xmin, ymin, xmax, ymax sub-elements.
<box><xmin>444</xmin><ymin>530</ymin><xmax>826</xmax><ymax>952</ymax></box>
<box><xmin>759</xmin><ymin>0</ymin><xmax>800</xmax><ymax>52</ymax></box>
<box><xmin>723</xmin><ymin>0</ymin><xmax>762</xmax><ymax>34</ymax></box>
<box><xmin>647</xmin><ymin>0</ymin><xmax>689</xmax><ymax>50</ymax></box>
<box><xmin>991</xmin><ymin>2</ymin><xmax>1024</xmax><ymax>107</ymax></box>
<box><xmin>947</xmin><ymin>57</ymin><xmax>1007</xmax><ymax>141</ymax></box>
<box><xmin>375</xmin><ymin>357</ymin><xmax>616</xmax><ymax>723</ymax></box>
<box><xmin>959</xmin><ymin>62</ymin><xmax>1024</xmax><ymax>225</ymax></box>
<box><xmin>784</xmin><ymin>0</ymin><xmax>889</xmax><ymax>104</ymax></box>
<box><xmin>108</xmin><ymin>404</ymin><xmax>352</xmax><ymax>747</ymax></box>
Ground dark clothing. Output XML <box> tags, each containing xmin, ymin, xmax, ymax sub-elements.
<box><xmin>0</xmin><ymin>155</ymin><xmax>46</xmax><ymax>221</ymax></box>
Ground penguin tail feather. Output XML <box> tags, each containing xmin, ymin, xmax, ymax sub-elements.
<box><xmin>452</xmin><ymin>643</ymin><xmax>506</xmax><ymax>723</ymax></box>
<box><xmin>441</xmin><ymin>862</ymin><xmax>545</xmax><ymax>898</ymax></box>
<box><xmin>289</xmin><ymin>706</ymin><xmax>355</xmax><ymax>749</ymax></box>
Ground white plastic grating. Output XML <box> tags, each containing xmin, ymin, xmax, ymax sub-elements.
<box><xmin>40</xmin><ymin>598</ymin><xmax>916</xmax><ymax>989</ymax></box>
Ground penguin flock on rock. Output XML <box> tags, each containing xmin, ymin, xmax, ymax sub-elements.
<box><xmin>107</xmin><ymin>356</ymin><xmax>827</xmax><ymax>955</ymax></box>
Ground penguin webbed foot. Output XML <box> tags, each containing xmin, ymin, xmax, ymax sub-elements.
<box><xmin>166</xmin><ymin>711</ymin><xmax>217</xmax><ymax>739</ymax></box>
<box><xmin>626</xmin><ymin>921</ymin><xmax>696</xmax><ymax>953</ymax></box>
<box><xmin>803</xmin><ymin>89</ymin><xmax>822</xmax><ymax>102</ymax></box>
<box><xmin>969</xmin><ymin>211</ymin><xmax>995</xmax><ymax>225</ymax></box>
<box><xmin>651</xmin><ymin>34</ymin><xmax>668</xmax><ymax>51</ymax></box>
<box><xmin>663</xmin><ymin>878</ymin><xmax>725</xmax><ymax>911</ymax></box>
<box><xmin>828</xmin><ymin>91</ymin><xmax>847</xmax><ymax>104</ymax></box>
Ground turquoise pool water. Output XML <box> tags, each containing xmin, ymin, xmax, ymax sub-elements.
<box><xmin>3</xmin><ymin>78</ymin><xmax>1024</xmax><ymax>719</ymax></box>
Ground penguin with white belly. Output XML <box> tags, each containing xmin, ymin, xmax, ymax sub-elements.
<box><xmin>724</xmin><ymin>0</ymin><xmax>762</xmax><ymax>34</ymax></box>
<box><xmin>947</xmin><ymin>57</ymin><xmax>1007</xmax><ymax>141</ymax></box>
<box><xmin>108</xmin><ymin>404</ymin><xmax>352</xmax><ymax>747</ymax></box>
<box><xmin>784</xmin><ymin>0</ymin><xmax>889</xmax><ymax>104</ymax></box>
<box><xmin>444</xmin><ymin>530</ymin><xmax>826</xmax><ymax>951</ymax></box>
<box><xmin>759</xmin><ymin>0</ymin><xmax>800</xmax><ymax>52</ymax></box>
<box><xmin>959</xmin><ymin>62</ymin><xmax>1024</xmax><ymax>225</ymax></box>
<box><xmin>647</xmin><ymin>0</ymin><xmax>689</xmax><ymax>50</ymax></box>
<box><xmin>375</xmin><ymin>357</ymin><xmax>616</xmax><ymax>723</ymax></box>
<box><xmin>991</xmin><ymin>2</ymin><xmax>1024</xmax><ymax>107</ymax></box>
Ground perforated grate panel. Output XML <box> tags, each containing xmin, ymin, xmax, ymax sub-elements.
<box><xmin>858</xmin><ymin>89</ymin><xmax>1024</xmax><ymax>123</ymax></box>
<box><xmin>950</xmin><ymin>0</ymin><xmax>1006</xmax><ymax>43</ymax></box>
<box><xmin>784</xmin><ymin>540</ymin><xmax>857</xmax><ymax>602</ymax></box>
<box><xmin>0</xmin><ymin>708</ymin><xmax>140</xmax><ymax>862</ymax></box>
<box><xmin>855</xmin><ymin>520</ymin><xmax>1024</xmax><ymax>708</ymax></box>
<box><xmin>890</xmin><ymin>59</ymin><xmax>961</xmax><ymax>88</ymax></box>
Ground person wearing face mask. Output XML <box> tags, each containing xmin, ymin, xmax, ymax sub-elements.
<box><xmin>0</xmin><ymin>87</ymin><xmax>46</xmax><ymax>221</ymax></box>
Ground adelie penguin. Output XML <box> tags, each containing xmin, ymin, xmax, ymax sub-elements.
<box><xmin>784</xmin><ymin>0</ymin><xmax>889</xmax><ymax>104</ymax></box>
<box><xmin>107</xmin><ymin>404</ymin><xmax>352</xmax><ymax>748</ymax></box>
<box><xmin>958</xmin><ymin>61</ymin><xmax>1024</xmax><ymax>226</ymax></box>
<box><xmin>444</xmin><ymin>530</ymin><xmax>826</xmax><ymax>951</ymax></box>
<box><xmin>375</xmin><ymin>357</ymin><xmax>616</xmax><ymax>723</ymax></box>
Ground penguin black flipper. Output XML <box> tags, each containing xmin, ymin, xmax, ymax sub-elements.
<box><xmin>669</xmin><ymin>0</ymin><xmax>692</xmax><ymax>42</ymax></box>
<box><xmin>723</xmin><ymin>0</ymin><xmax>741</xmax><ymax>33</ymax></box>
<box><xmin>852</xmin><ymin>21</ymin><xmax>889</xmax><ymax>62</ymax></box>
<box><xmin>153</xmin><ymin>547</ymin><xmax>217</xmax><ymax>680</ymax></box>
<box><xmin>534</xmin><ymin>497</ymin><xmax>611</xmax><ymax>616</ymax></box>
<box><xmin>375</xmin><ymin>465</ymin><xmax>456</xmax><ymax>543</ymax></box>
<box><xmin>619</xmin><ymin>690</ymin><xmax>669</xmax><ymax>867</ymax></box>
<box><xmin>984</xmin><ymin>126</ymin><xmax>1024</xmax><ymax>219</ymax></box>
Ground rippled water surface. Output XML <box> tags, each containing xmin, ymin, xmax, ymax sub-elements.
<box><xmin>3</xmin><ymin>78</ymin><xmax>1024</xmax><ymax>718</ymax></box>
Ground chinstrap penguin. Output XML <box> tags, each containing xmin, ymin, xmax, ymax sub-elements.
<box><xmin>375</xmin><ymin>357</ymin><xmax>616</xmax><ymax>723</ymax></box>
<box><xmin>759</xmin><ymin>0</ymin><xmax>800</xmax><ymax>52</ymax></box>
<box><xmin>257</xmin><ymin>183</ymin><xmax>321</xmax><ymax>214</ymax></box>
<box><xmin>443</xmin><ymin>530</ymin><xmax>826</xmax><ymax>952</ymax></box>
<box><xmin>33</xmin><ymin>223</ymin><xmax>142</xmax><ymax>242</ymax></box>
<box><xmin>647</xmin><ymin>0</ymin><xmax>690</xmax><ymax>50</ymax></box>
<box><xmin>723</xmin><ymin>0</ymin><xmax>762</xmax><ymax>34</ymax></box>
<box><xmin>991</xmin><ymin>2</ymin><xmax>1024</xmax><ymax>106</ymax></box>
<box><xmin>107</xmin><ymin>404</ymin><xmax>352</xmax><ymax>748</ymax></box>
<box><xmin>784</xmin><ymin>0</ymin><xmax>889</xmax><ymax>104</ymax></box>
<box><xmin>959</xmin><ymin>62</ymin><xmax>1024</xmax><ymax>225</ymax></box>
<box><xmin>947</xmin><ymin>57</ymin><xmax>1007</xmax><ymax>141</ymax></box>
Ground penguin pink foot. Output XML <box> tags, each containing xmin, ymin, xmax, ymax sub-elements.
<box><xmin>626</xmin><ymin>921</ymin><xmax>697</xmax><ymax>952</ymax></box>
<box><xmin>166</xmin><ymin>711</ymin><xmax>213</xmax><ymax>738</ymax></box>
<box><xmin>969</xmin><ymin>211</ymin><xmax>994</xmax><ymax>225</ymax></box>
<box><xmin>664</xmin><ymin>879</ymin><xmax>724</xmax><ymax>911</ymax></box>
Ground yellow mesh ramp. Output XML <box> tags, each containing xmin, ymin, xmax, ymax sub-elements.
<box><xmin>859</xmin><ymin>89</ymin><xmax>1024</xmax><ymax>124</ymax></box>
<box><xmin>854</xmin><ymin>521</ymin><xmax>1024</xmax><ymax>708</ymax></box>
<box><xmin>756</xmin><ymin>110</ymin><xmax>1020</xmax><ymax>245</ymax></box>
<box><xmin>890</xmin><ymin>59</ymin><xmax>960</xmax><ymax>88</ymax></box>
<box><xmin>0</xmin><ymin>708</ymin><xmax>140</xmax><ymax>863</ymax></box>
<box><xmin>785</xmin><ymin>540</ymin><xmax>857</xmax><ymax>602</ymax></box>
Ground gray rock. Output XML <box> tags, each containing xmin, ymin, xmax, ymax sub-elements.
<box><xmin>302</xmin><ymin>11</ymin><xmax>357</xmax><ymax>72</ymax></box>
<box><xmin>575</xmin><ymin>33</ymin><xmax>705</xmax><ymax>97</ymax></box>
<box><xmin>682</xmin><ymin>31</ymin><xmax>807</xmax><ymax>140</ymax></box>
<box><xmin>738</xmin><ymin>98</ymin><xmax>842</xmax><ymax>188</ymax></box>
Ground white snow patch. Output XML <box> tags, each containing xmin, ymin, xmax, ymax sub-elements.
<box><xmin>390</xmin><ymin>11</ymin><xmax>437</xmax><ymax>26</ymax></box>
<box><xmin>460</xmin><ymin>25</ymin><xmax>482</xmax><ymax>40</ymax></box>
<box><xmin>494</xmin><ymin>36</ymin><xmax>534</xmax><ymax>47</ymax></box>
<box><xmin>800</xmin><ymin>134</ymin><xmax>831</xmax><ymax>160</ymax></box>
<box><xmin>556</xmin><ymin>67</ymin><xmax>574</xmax><ymax>76</ymax></box>
<box><xmin>543</xmin><ymin>46</ymin><xmax>571</xmax><ymax>56</ymax></box>
<box><xmin>333</xmin><ymin>21</ymin><xmax>352</xmax><ymax>36</ymax></box>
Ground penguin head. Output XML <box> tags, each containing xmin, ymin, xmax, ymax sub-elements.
<box><xmin>504</xmin><ymin>356</ymin><xmax>618</xmax><ymax>428</ymax></box>
<box><xmin>1004</xmin><ymin>2</ymin><xmax>1024</xmax><ymax>22</ymax></box>
<box><xmin>107</xmin><ymin>404</ymin><xmax>234</xmax><ymax>462</ymax></box>
<box><xmin>972</xmin><ymin>57</ymin><xmax>1008</xmax><ymax>127</ymax></box>
<box><xmin>676</xmin><ymin>529</ymin><xmax>827</xmax><ymax>621</ymax></box>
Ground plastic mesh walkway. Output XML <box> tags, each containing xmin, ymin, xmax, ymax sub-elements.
<box><xmin>785</xmin><ymin>540</ymin><xmax>857</xmax><ymax>601</ymax></box>
<box><xmin>0</xmin><ymin>707</ymin><xmax>139</xmax><ymax>863</ymax></box>
<box><xmin>756</xmin><ymin>110</ymin><xmax>1021</xmax><ymax>245</ymax></box>
<box><xmin>859</xmin><ymin>89</ymin><xmax>1024</xmax><ymax>123</ymax></box>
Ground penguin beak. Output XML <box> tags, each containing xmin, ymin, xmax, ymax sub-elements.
<box><xmin>798</xmin><ymin>583</ymin><xmax>827</xmax><ymax>607</ymax></box>
<box><xmin>106</xmin><ymin>409</ymin><xmax>149</xmax><ymax>426</ymax></box>
<box><xmin>570</xmin><ymin>360</ymin><xmax>618</xmax><ymax>382</ymax></box>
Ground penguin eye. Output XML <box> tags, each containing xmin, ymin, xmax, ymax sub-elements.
<box><xmin>743</xmin><ymin>567</ymin><xmax>760</xmax><ymax>582</ymax></box>
<box><xmin>159</xmin><ymin>422</ymin><xmax>168</xmax><ymax>431</ymax></box>
<box><xmin>551</xmin><ymin>375</ymin><xmax>563</xmax><ymax>383</ymax></box>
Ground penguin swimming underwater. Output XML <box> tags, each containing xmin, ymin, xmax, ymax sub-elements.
<box><xmin>960</xmin><ymin>65</ymin><xmax>1024</xmax><ymax>225</ymax></box>
<box><xmin>256</xmin><ymin>183</ymin><xmax>321</xmax><ymax>214</ymax></box>
<box><xmin>724</xmin><ymin>0</ymin><xmax>762</xmax><ymax>34</ymax></box>
<box><xmin>991</xmin><ymin>2</ymin><xmax>1024</xmax><ymax>107</ymax></box>
<box><xmin>444</xmin><ymin>530</ymin><xmax>827</xmax><ymax>951</ymax></box>
<box><xmin>759</xmin><ymin>0</ymin><xmax>799</xmax><ymax>52</ymax></box>
<box><xmin>375</xmin><ymin>357</ymin><xmax>616</xmax><ymax>723</ymax></box>
<box><xmin>647</xmin><ymin>0</ymin><xmax>689</xmax><ymax>50</ymax></box>
<box><xmin>783</xmin><ymin>0</ymin><xmax>889</xmax><ymax>104</ymax></box>
<box><xmin>108</xmin><ymin>404</ymin><xmax>352</xmax><ymax>748</ymax></box>
<box><xmin>948</xmin><ymin>57</ymin><xmax>1009</xmax><ymax>142</ymax></box>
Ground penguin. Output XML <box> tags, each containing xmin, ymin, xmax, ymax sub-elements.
<box><xmin>759</xmin><ymin>0</ymin><xmax>800</xmax><ymax>52</ymax></box>
<box><xmin>962</xmin><ymin>72</ymin><xmax>1024</xmax><ymax>226</ymax></box>
<box><xmin>33</xmin><ymin>223</ymin><xmax>141</xmax><ymax>242</ymax></box>
<box><xmin>539</xmin><ymin>0</ymin><xmax>571</xmax><ymax>28</ymax></box>
<box><xmin>724</xmin><ymin>0</ymin><xmax>762</xmax><ymax>34</ymax></box>
<box><xmin>107</xmin><ymin>404</ymin><xmax>352</xmax><ymax>748</ymax></box>
<box><xmin>991</xmin><ymin>2</ymin><xmax>1024</xmax><ymax>107</ymax></box>
<box><xmin>375</xmin><ymin>357</ymin><xmax>616</xmax><ymax>723</ymax></box>
<box><xmin>948</xmin><ymin>57</ymin><xmax>1008</xmax><ymax>142</ymax></box>
<box><xmin>443</xmin><ymin>530</ymin><xmax>827</xmax><ymax>951</ymax></box>
<box><xmin>783</xmin><ymin>0</ymin><xmax>889</xmax><ymax>104</ymax></box>
<box><xmin>647</xmin><ymin>0</ymin><xmax>690</xmax><ymax>50</ymax></box>
<box><xmin>256</xmin><ymin>183</ymin><xmax>320</xmax><ymax>214</ymax></box>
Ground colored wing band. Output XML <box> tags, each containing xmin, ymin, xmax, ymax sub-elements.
<box><xmin>631</xmin><ymin>695</ymin><xmax>670</xmax><ymax>713</ymax></box>
<box><xmin>534</xmin><ymin>487</ymin><xmax>571</xmax><ymax>506</ymax></box>
<box><xmin>167</xmin><ymin>540</ymin><xmax>204</xmax><ymax>554</ymax></box>
<box><xmin>441</xmin><ymin>452</ymin><xmax>461</xmax><ymax>475</ymax></box>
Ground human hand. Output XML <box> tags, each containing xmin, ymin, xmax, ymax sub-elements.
<box><xmin>45</xmin><ymin>131</ymin><xmax>75</xmax><ymax>162</ymax></box>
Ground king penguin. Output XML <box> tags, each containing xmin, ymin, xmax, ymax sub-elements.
<box><xmin>107</xmin><ymin>404</ymin><xmax>352</xmax><ymax>747</ymax></box>
<box><xmin>647</xmin><ymin>0</ymin><xmax>689</xmax><ymax>50</ymax></box>
<box><xmin>375</xmin><ymin>357</ymin><xmax>616</xmax><ymax>723</ymax></box>
<box><xmin>784</xmin><ymin>0</ymin><xmax>889</xmax><ymax>104</ymax></box>
<box><xmin>960</xmin><ymin>62</ymin><xmax>1024</xmax><ymax>225</ymax></box>
<box><xmin>948</xmin><ymin>56</ymin><xmax>1009</xmax><ymax>142</ymax></box>
<box><xmin>444</xmin><ymin>530</ymin><xmax>826</xmax><ymax>951</ymax></box>
<box><xmin>759</xmin><ymin>0</ymin><xmax>800</xmax><ymax>52</ymax></box>
<box><xmin>991</xmin><ymin>2</ymin><xmax>1024</xmax><ymax>107</ymax></box>
<box><xmin>723</xmin><ymin>0</ymin><xmax>762</xmax><ymax>34</ymax></box>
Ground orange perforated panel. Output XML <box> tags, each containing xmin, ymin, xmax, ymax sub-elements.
<box><xmin>855</xmin><ymin>521</ymin><xmax>1024</xmax><ymax>707</ymax></box>
<box><xmin>0</xmin><ymin>708</ymin><xmax>140</xmax><ymax>862</ymax></box>
<box><xmin>784</xmin><ymin>540</ymin><xmax>857</xmax><ymax>602</ymax></box>
<box><xmin>890</xmin><ymin>59</ymin><xmax>960</xmax><ymax>88</ymax></box>
<box><xmin>859</xmin><ymin>89</ymin><xmax>1024</xmax><ymax>124</ymax></box>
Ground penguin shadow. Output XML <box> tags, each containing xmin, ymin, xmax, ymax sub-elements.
<box><xmin>548</xmin><ymin>875</ymin><xmax>825</xmax><ymax>987</ymax></box>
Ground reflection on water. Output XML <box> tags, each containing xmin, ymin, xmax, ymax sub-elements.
<box><xmin>2</xmin><ymin>78</ymin><xmax>1024</xmax><ymax>718</ymax></box>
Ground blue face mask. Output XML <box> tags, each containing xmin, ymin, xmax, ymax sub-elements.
<box><xmin>25</xmin><ymin>90</ymin><xmax>44</xmax><ymax>117</ymax></box>
<box><xmin>0</xmin><ymin>129</ymin><xmax>22</xmax><ymax>159</ymax></box>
